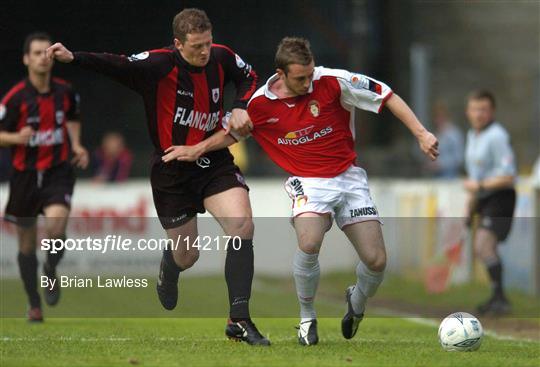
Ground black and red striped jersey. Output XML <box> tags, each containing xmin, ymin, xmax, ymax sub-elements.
<box><xmin>0</xmin><ymin>78</ymin><xmax>80</xmax><ymax>171</ymax></box>
<box><xmin>72</xmin><ymin>44</ymin><xmax>258</xmax><ymax>157</ymax></box>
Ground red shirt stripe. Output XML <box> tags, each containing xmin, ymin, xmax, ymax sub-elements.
<box><xmin>186</xmin><ymin>71</ymin><xmax>209</xmax><ymax>146</ymax></box>
<box><xmin>156</xmin><ymin>66</ymin><xmax>179</xmax><ymax>150</ymax></box>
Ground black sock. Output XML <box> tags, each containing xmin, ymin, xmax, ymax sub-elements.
<box><xmin>486</xmin><ymin>260</ymin><xmax>504</xmax><ymax>299</ymax></box>
<box><xmin>17</xmin><ymin>252</ymin><xmax>40</xmax><ymax>308</ymax></box>
<box><xmin>225</xmin><ymin>239</ymin><xmax>253</xmax><ymax>321</ymax></box>
<box><xmin>46</xmin><ymin>245</ymin><xmax>65</xmax><ymax>275</ymax></box>
<box><xmin>162</xmin><ymin>248</ymin><xmax>182</xmax><ymax>281</ymax></box>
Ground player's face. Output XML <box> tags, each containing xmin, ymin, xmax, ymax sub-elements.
<box><xmin>23</xmin><ymin>40</ymin><xmax>53</xmax><ymax>75</ymax></box>
<box><xmin>466</xmin><ymin>98</ymin><xmax>494</xmax><ymax>130</ymax></box>
<box><xmin>281</xmin><ymin>62</ymin><xmax>315</xmax><ymax>96</ymax></box>
<box><xmin>176</xmin><ymin>30</ymin><xmax>213</xmax><ymax>67</ymax></box>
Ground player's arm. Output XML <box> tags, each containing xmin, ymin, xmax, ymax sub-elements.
<box><xmin>384</xmin><ymin>94</ymin><xmax>439</xmax><ymax>161</ymax></box>
<box><xmin>47</xmin><ymin>43</ymin><xmax>164</xmax><ymax>92</ymax></box>
<box><xmin>63</xmin><ymin>87</ymin><xmax>88</xmax><ymax>169</ymax></box>
<box><xmin>215</xmin><ymin>45</ymin><xmax>258</xmax><ymax>136</ymax></box>
<box><xmin>162</xmin><ymin>130</ymin><xmax>236</xmax><ymax>163</ymax></box>
<box><xmin>0</xmin><ymin>94</ymin><xmax>33</xmax><ymax>147</ymax></box>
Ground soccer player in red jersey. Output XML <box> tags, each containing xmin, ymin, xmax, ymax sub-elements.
<box><xmin>164</xmin><ymin>37</ymin><xmax>439</xmax><ymax>345</ymax></box>
<box><xmin>0</xmin><ymin>32</ymin><xmax>89</xmax><ymax>322</ymax></box>
<box><xmin>47</xmin><ymin>9</ymin><xmax>269</xmax><ymax>345</ymax></box>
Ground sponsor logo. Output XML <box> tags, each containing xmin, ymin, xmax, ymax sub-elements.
<box><xmin>177</xmin><ymin>90</ymin><xmax>193</xmax><ymax>98</ymax></box>
<box><xmin>174</xmin><ymin>107</ymin><xmax>220</xmax><ymax>132</ymax></box>
<box><xmin>350</xmin><ymin>74</ymin><xmax>382</xmax><ymax>95</ymax></box>
<box><xmin>308</xmin><ymin>100</ymin><xmax>320</xmax><ymax>117</ymax></box>
<box><xmin>55</xmin><ymin>110</ymin><xmax>64</xmax><ymax>125</ymax></box>
<box><xmin>349</xmin><ymin>206</ymin><xmax>378</xmax><ymax>218</ymax></box>
<box><xmin>128</xmin><ymin>51</ymin><xmax>149</xmax><ymax>61</ymax></box>
<box><xmin>235</xmin><ymin>54</ymin><xmax>246</xmax><ymax>68</ymax></box>
<box><xmin>278</xmin><ymin>126</ymin><xmax>333</xmax><ymax>145</ymax></box>
<box><xmin>28</xmin><ymin>128</ymin><xmax>64</xmax><ymax>147</ymax></box>
<box><xmin>265</xmin><ymin>117</ymin><xmax>279</xmax><ymax>124</ymax></box>
<box><xmin>285</xmin><ymin>125</ymin><xmax>314</xmax><ymax>139</ymax></box>
<box><xmin>196</xmin><ymin>157</ymin><xmax>211</xmax><ymax>169</ymax></box>
<box><xmin>0</xmin><ymin>104</ymin><xmax>6</xmax><ymax>120</ymax></box>
<box><xmin>212</xmin><ymin>88</ymin><xmax>220</xmax><ymax>103</ymax></box>
<box><xmin>170</xmin><ymin>213</ymin><xmax>188</xmax><ymax>224</ymax></box>
<box><xmin>288</xmin><ymin>178</ymin><xmax>304</xmax><ymax>196</ymax></box>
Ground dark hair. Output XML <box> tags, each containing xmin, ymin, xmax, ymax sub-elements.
<box><xmin>23</xmin><ymin>32</ymin><xmax>52</xmax><ymax>54</ymax></box>
<box><xmin>172</xmin><ymin>8</ymin><xmax>212</xmax><ymax>42</ymax></box>
<box><xmin>467</xmin><ymin>89</ymin><xmax>496</xmax><ymax>108</ymax></box>
<box><xmin>275</xmin><ymin>37</ymin><xmax>314</xmax><ymax>74</ymax></box>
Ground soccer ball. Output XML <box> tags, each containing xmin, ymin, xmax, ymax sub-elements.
<box><xmin>438</xmin><ymin>312</ymin><xmax>483</xmax><ymax>351</ymax></box>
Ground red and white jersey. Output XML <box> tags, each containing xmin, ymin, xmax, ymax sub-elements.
<box><xmin>247</xmin><ymin>66</ymin><xmax>393</xmax><ymax>177</ymax></box>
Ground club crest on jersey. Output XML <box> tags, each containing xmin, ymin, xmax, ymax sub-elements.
<box><xmin>308</xmin><ymin>100</ymin><xmax>320</xmax><ymax>117</ymax></box>
<box><xmin>212</xmin><ymin>88</ymin><xmax>220</xmax><ymax>103</ymax></box>
<box><xmin>128</xmin><ymin>51</ymin><xmax>149</xmax><ymax>62</ymax></box>
<box><xmin>55</xmin><ymin>111</ymin><xmax>64</xmax><ymax>125</ymax></box>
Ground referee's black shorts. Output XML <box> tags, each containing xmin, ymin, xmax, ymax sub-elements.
<box><xmin>4</xmin><ymin>162</ymin><xmax>75</xmax><ymax>227</ymax></box>
<box><xmin>150</xmin><ymin>151</ymin><xmax>249</xmax><ymax>230</ymax></box>
<box><xmin>475</xmin><ymin>188</ymin><xmax>516</xmax><ymax>241</ymax></box>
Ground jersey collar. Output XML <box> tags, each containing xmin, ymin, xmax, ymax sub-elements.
<box><xmin>263</xmin><ymin>73</ymin><xmax>314</xmax><ymax>100</ymax></box>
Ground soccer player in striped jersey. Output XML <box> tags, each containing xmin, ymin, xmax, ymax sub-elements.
<box><xmin>0</xmin><ymin>32</ymin><xmax>89</xmax><ymax>321</ymax></box>
<box><xmin>47</xmin><ymin>9</ymin><xmax>269</xmax><ymax>345</ymax></box>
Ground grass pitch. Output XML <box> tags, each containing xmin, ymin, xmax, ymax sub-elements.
<box><xmin>1</xmin><ymin>273</ymin><xmax>539</xmax><ymax>366</ymax></box>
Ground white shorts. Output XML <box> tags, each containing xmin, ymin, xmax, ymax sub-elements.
<box><xmin>284</xmin><ymin>165</ymin><xmax>381</xmax><ymax>230</ymax></box>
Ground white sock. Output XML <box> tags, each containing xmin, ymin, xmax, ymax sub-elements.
<box><xmin>293</xmin><ymin>248</ymin><xmax>320</xmax><ymax>320</ymax></box>
<box><xmin>351</xmin><ymin>261</ymin><xmax>384</xmax><ymax>314</ymax></box>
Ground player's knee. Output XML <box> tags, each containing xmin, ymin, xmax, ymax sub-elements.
<box><xmin>365</xmin><ymin>251</ymin><xmax>386</xmax><ymax>272</ymax></box>
<box><xmin>18</xmin><ymin>242</ymin><xmax>36</xmax><ymax>256</ymax></box>
<box><xmin>298</xmin><ymin>242</ymin><xmax>320</xmax><ymax>254</ymax></box>
<box><xmin>225</xmin><ymin>217</ymin><xmax>254</xmax><ymax>238</ymax></box>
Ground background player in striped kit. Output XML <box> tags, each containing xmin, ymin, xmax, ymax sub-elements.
<box><xmin>0</xmin><ymin>32</ymin><xmax>89</xmax><ymax>321</ymax></box>
<box><xmin>47</xmin><ymin>9</ymin><xmax>270</xmax><ymax>345</ymax></box>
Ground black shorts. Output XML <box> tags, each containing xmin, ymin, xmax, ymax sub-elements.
<box><xmin>150</xmin><ymin>150</ymin><xmax>249</xmax><ymax>229</ymax></box>
<box><xmin>4</xmin><ymin>162</ymin><xmax>75</xmax><ymax>227</ymax></box>
<box><xmin>475</xmin><ymin>188</ymin><xmax>516</xmax><ymax>241</ymax></box>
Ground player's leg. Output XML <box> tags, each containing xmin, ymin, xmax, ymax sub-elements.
<box><xmin>292</xmin><ymin>212</ymin><xmax>331</xmax><ymax>346</ymax></box>
<box><xmin>473</xmin><ymin>189</ymin><xmax>515</xmax><ymax>315</ymax></box>
<box><xmin>204</xmin><ymin>187</ymin><xmax>270</xmax><ymax>346</ymax></box>
<box><xmin>157</xmin><ymin>216</ymin><xmax>199</xmax><ymax>310</ymax></box>
<box><xmin>41</xmin><ymin>204</ymin><xmax>70</xmax><ymax>306</ymax></box>
<box><xmin>16</xmin><ymin>223</ymin><xmax>43</xmax><ymax>321</ymax></box>
<box><xmin>340</xmin><ymin>220</ymin><xmax>386</xmax><ymax>339</ymax></box>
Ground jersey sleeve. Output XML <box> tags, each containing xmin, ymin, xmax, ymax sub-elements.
<box><xmin>490</xmin><ymin>129</ymin><xmax>517</xmax><ymax>177</ymax></box>
<box><xmin>65</xmin><ymin>85</ymin><xmax>81</xmax><ymax>121</ymax></box>
<box><xmin>336</xmin><ymin>71</ymin><xmax>393</xmax><ymax>113</ymax></box>
<box><xmin>213</xmin><ymin>45</ymin><xmax>258</xmax><ymax>110</ymax></box>
<box><xmin>72</xmin><ymin>49</ymin><xmax>172</xmax><ymax>93</ymax></box>
<box><xmin>0</xmin><ymin>92</ymin><xmax>20</xmax><ymax>132</ymax></box>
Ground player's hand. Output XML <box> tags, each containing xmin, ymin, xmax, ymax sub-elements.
<box><xmin>71</xmin><ymin>144</ymin><xmax>89</xmax><ymax>169</ymax></box>
<box><xmin>418</xmin><ymin>131</ymin><xmax>439</xmax><ymax>161</ymax></box>
<box><xmin>46</xmin><ymin>43</ymin><xmax>74</xmax><ymax>63</ymax></box>
<box><xmin>463</xmin><ymin>179</ymin><xmax>480</xmax><ymax>193</ymax></box>
<box><xmin>16</xmin><ymin>126</ymin><xmax>34</xmax><ymax>145</ymax></box>
<box><xmin>226</xmin><ymin>108</ymin><xmax>253</xmax><ymax>137</ymax></box>
<box><xmin>162</xmin><ymin>145</ymin><xmax>204</xmax><ymax>163</ymax></box>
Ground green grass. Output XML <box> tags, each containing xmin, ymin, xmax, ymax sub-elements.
<box><xmin>1</xmin><ymin>274</ymin><xmax>539</xmax><ymax>366</ymax></box>
<box><xmin>1</xmin><ymin>318</ymin><xmax>538</xmax><ymax>367</ymax></box>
